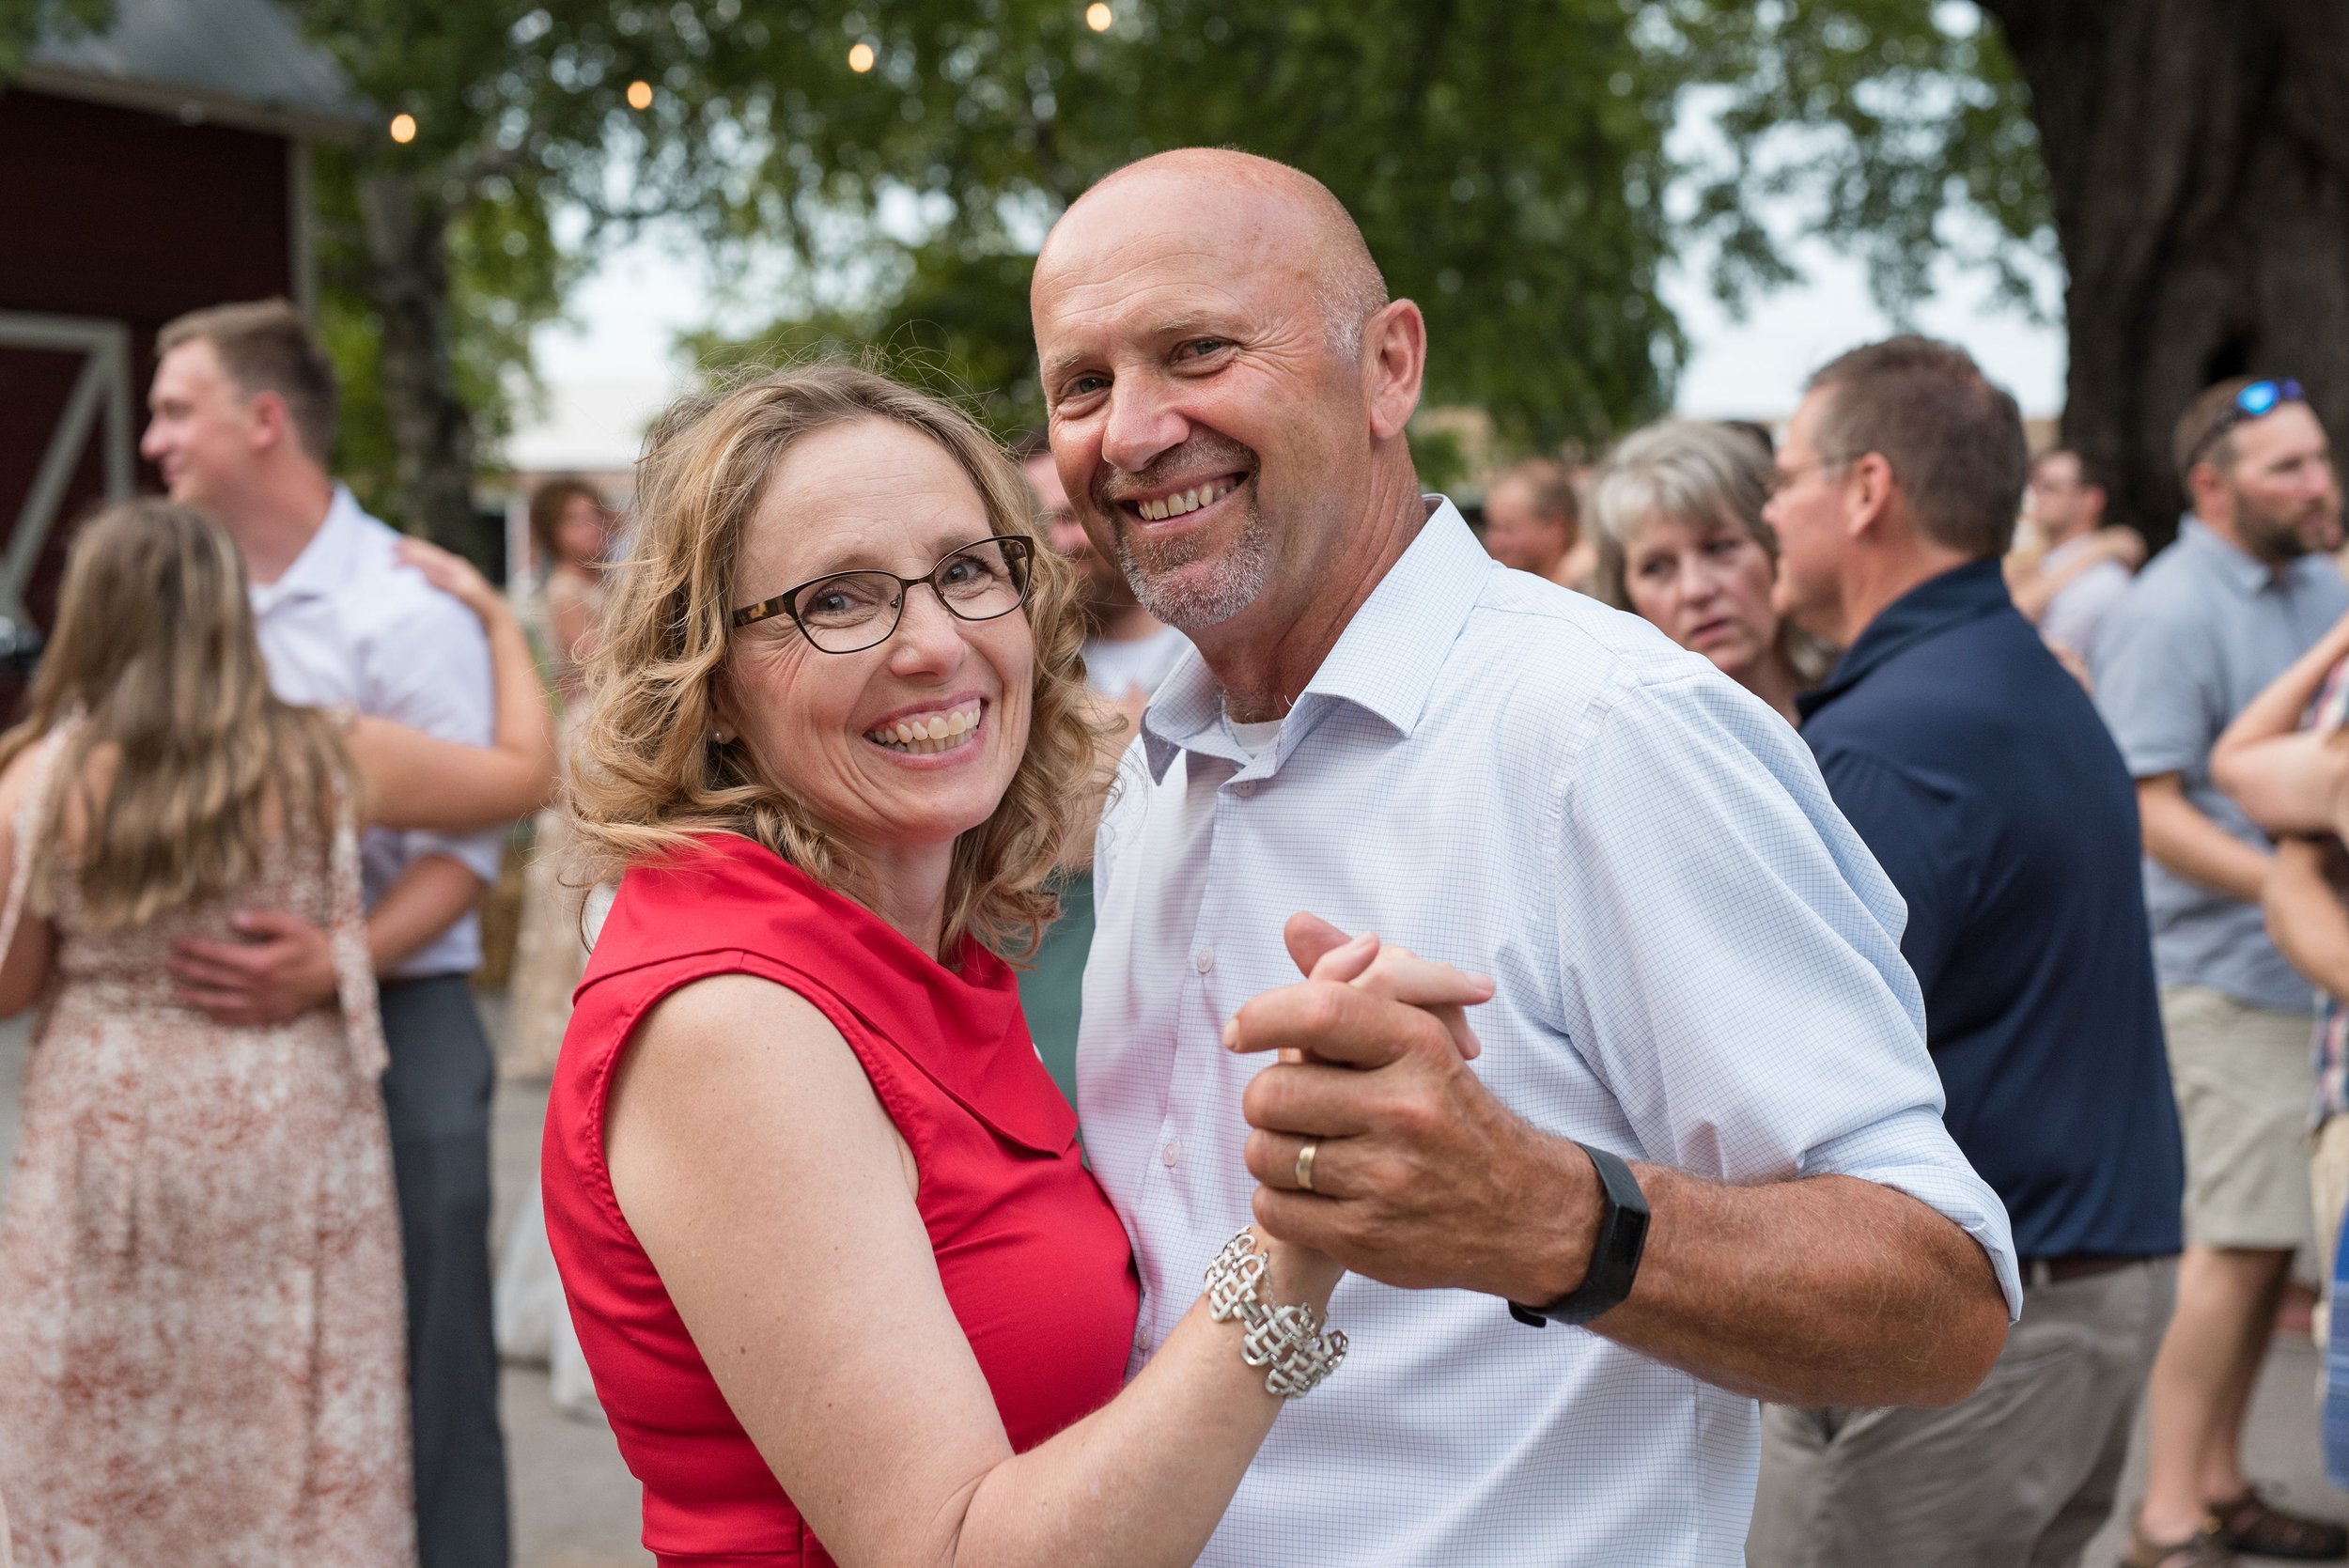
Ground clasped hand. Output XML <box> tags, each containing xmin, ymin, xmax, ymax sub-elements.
<box><xmin>1227</xmin><ymin>913</ymin><xmax>1599</xmax><ymax>1303</ymax></box>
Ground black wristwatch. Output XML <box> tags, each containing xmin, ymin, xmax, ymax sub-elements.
<box><xmin>1507</xmin><ymin>1141</ymin><xmax>1649</xmax><ymax>1327</ymax></box>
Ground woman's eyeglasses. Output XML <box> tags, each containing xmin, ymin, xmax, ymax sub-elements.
<box><xmin>730</xmin><ymin>536</ymin><xmax>1034</xmax><ymax>654</ymax></box>
<box><xmin>2188</xmin><ymin>379</ymin><xmax>2307</xmax><ymax>466</ymax></box>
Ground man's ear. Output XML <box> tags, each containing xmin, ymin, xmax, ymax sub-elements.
<box><xmin>1362</xmin><ymin>299</ymin><xmax>1426</xmax><ymax>444</ymax></box>
<box><xmin>1843</xmin><ymin>452</ymin><xmax>1898</xmax><ymax>541</ymax></box>
<box><xmin>245</xmin><ymin>388</ymin><xmax>294</xmax><ymax>456</ymax></box>
<box><xmin>2186</xmin><ymin>458</ymin><xmax>2227</xmax><ymax>520</ymax></box>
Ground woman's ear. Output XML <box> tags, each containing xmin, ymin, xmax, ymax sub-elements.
<box><xmin>707</xmin><ymin>678</ymin><xmax>739</xmax><ymax>748</ymax></box>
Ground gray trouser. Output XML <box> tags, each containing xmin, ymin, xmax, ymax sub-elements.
<box><xmin>1746</xmin><ymin>1256</ymin><xmax>2176</xmax><ymax>1568</ymax></box>
<box><xmin>381</xmin><ymin>974</ymin><xmax>511</xmax><ymax>1568</ymax></box>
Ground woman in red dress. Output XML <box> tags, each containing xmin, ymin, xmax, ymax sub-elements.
<box><xmin>544</xmin><ymin>366</ymin><xmax>1382</xmax><ymax>1567</ymax></box>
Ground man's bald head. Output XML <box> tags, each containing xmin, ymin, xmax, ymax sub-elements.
<box><xmin>1043</xmin><ymin>148</ymin><xmax>1389</xmax><ymax>358</ymax></box>
<box><xmin>1028</xmin><ymin>147</ymin><xmax>1427</xmax><ymax>670</ymax></box>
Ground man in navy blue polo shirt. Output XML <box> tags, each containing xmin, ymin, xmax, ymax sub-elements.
<box><xmin>1743</xmin><ymin>336</ymin><xmax>2185</xmax><ymax>1568</ymax></box>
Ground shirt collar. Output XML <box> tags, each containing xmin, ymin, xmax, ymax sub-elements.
<box><xmin>250</xmin><ymin>484</ymin><xmax>368</xmax><ymax>614</ymax></box>
<box><xmin>1140</xmin><ymin>497</ymin><xmax>1495</xmax><ymax>781</ymax></box>
<box><xmin>1797</xmin><ymin>556</ymin><xmax>2011</xmax><ymax>722</ymax></box>
<box><xmin>2177</xmin><ymin>512</ymin><xmax>2295</xmax><ymax>596</ymax></box>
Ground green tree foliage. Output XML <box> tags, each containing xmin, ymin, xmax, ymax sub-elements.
<box><xmin>693</xmin><ymin>0</ymin><xmax>1686</xmax><ymax>454</ymax></box>
<box><xmin>1662</xmin><ymin>0</ymin><xmax>2052</xmax><ymax>321</ymax></box>
<box><xmin>0</xmin><ymin>0</ymin><xmax>104</xmax><ymax>70</ymax></box>
<box><xmin>287</xmin><ymin>0</ymin><xmax>787</xmax><ymax>541</ymax></box>
<box><xmin>7</xmin><ymin>0</ymin><xmax>2057</xmax><ymax>519</ymax></box>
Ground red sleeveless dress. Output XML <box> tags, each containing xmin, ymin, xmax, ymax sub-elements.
<box><xmin>541</xmin><ymin>834</ymin><xmax>1139</xmax><ymax>1567</ymax></box>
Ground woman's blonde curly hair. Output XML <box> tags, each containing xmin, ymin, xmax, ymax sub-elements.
<box><xmin>567</xmin><ymin>363</ymin><xmax>1099</xmax><ymax>963</ymax></box>
<box><xmin>0</xmin><ymin>499</ymin><xmax>349</xmax><ymax>931</ymax></box>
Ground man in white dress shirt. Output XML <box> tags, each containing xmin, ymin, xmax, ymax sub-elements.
<box><xmin>140</xmin><ymin>300</ymin><xmax>509</xmax><ymax>1568</ymax></box>
<box><xmin>1033</xmin><ymin>149</ymin><xmax>2017</xmax><ymax>1566</ymax></box>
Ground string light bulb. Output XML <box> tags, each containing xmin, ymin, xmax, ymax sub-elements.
<box><xmin>848</xmin><ymin>40</ymin><xmax>876</xmax><ymax>72</ymax></box>
<box><xmin>1085</xmin><ymin>3</ymin><xmax>1112</xmax><ymax>30</ymax></box>
<box><xmin>626</xmin><ymin>79</ymin><xmax>654</xmax><ymax>110</ymax></box>
<box><xmin>388</xmin><ymin>112</ymin><xmax>417</xmax><ymax>143</ymax></box>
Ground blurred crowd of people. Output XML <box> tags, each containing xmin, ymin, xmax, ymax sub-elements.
<box><xmin>1457</xmin><ymin>366</ymin><xmax>2349</xmax><ymax>1568</ymax></box>
<box><xmin>5</xmin><ymin>159</ymin><xmax>2349</xmax><ymax>1568</ymax></box>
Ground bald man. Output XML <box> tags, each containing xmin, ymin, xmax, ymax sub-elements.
<box><xmin>1034</xmin><ymin>148</ymin><xmax>2017</xmax><ymax>1567</ymax></box>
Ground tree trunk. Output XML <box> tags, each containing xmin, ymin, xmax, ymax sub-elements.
<box><xmin>354</xmin><ymin>168</ymin><xmax>487</xmax><ymax>558</ymax></box>
<box><xmin>1980</xmin><ymin>0</ymin><xmax>2349</xmax><ymax>550</ymax></box>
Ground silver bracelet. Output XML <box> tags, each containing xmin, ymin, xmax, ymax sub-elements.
<box><xmin>1203</xmin><ymin>1229</ymin><xmax>1348</xmax><ymax>1398</ymax></box>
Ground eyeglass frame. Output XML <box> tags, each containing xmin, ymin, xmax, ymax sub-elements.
<box><xmin>727</xmin><ymin>534</ymin><xmax>1037</xmax><ymax>653</ymax></box>
<box><xmin>1769</xmin><ymin>452</ymin><xmax>1851</xmax><ymax>496</ymax></box>
<box><xmin>2186</xmin><ymin>379</ymin><xmax>2307</xmax><ymax>470</ymax></box>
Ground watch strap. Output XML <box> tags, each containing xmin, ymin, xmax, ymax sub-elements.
<box><xmin>1508</xmin><ymin>1140</ymin><xmax>1650</xmax><ymax>1327</ymax></box>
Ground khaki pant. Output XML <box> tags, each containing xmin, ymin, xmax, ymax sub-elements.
<box><xmin>2164</xmin><ymin>986</ymin><xmax>2315</xmax><ymax>1251</ymax></box>
<box><xmin>1746</xmin><ymin>1258</ymin><xmax>2176</xmax><ymax>1568</ymax></box>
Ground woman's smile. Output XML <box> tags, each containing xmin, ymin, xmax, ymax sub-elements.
<box><xmin>863</xmin><ymin>695</ymin><xmax>988</xmax><ymax>762</ymax></box>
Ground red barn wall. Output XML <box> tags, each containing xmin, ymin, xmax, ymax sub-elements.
<box><xmin>0</xmin><ymin>85</ymin><xmax>294</xmax><ymax>635</ymax></box>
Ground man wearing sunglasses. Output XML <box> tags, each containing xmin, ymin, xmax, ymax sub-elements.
<box><xmin>2096</xmin><ymin>377</ymin><xmax>2349</xmax><ymax>1565</ymax></box>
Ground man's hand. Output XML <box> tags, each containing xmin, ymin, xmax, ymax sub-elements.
<box><xmin>168</xmin><ymin>908</ymin><xmax>337</xmax><ymax>1026</ymax></box>
<box><xmin>1233</xmin><ymin>913</ymin><xmax>1592</xmax><ymax>1302</ymax></box>
<box><xmin>1231</xmin><ymin>912</ymin><xmax>2009</xmax><ymax>1407</ymax></box>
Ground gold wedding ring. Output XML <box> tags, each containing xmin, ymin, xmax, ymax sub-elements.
<box><xmin>1295</xmin><ymin>1137</ymin><xmax>1321</xmax><ymax>1193</ymax></box>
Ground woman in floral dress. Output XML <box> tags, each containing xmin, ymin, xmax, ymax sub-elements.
<box><xmin>0</xmin><ymin>500</ymin><xmax>554</xmax><ymax>1568</ymax></box>
<box><xmin>502</xmin><ymin>474</ymin><xmax>610</xmax><ymax>1080</ymax></box>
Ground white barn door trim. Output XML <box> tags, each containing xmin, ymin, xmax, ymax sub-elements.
<box><xmin>0</xmin><ymin>310</ymin><xmax>133</xmax><ymax>626</ymax></box>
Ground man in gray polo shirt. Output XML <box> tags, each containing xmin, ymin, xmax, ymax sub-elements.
<box><xmin>2095</xmin><ymin>377</ymin><xmax>2347</xmax><ymax>1565</ymax></box>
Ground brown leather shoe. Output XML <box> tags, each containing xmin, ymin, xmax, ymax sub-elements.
<box><xmin>2208</xmin><ymin>1489</ymin><xmax>2349</xmax><ymax>1560</ymax></box>
<box><xmin>2124</xmin><ymin>1523</ymin><xmax>2233</xmax><ymax>1568</ymax></box>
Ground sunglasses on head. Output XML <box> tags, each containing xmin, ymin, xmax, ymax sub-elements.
<box><xmin>2190</xmin><ymin>378</ymin><xmax>2307</xmax><ymax>466</ymax></box>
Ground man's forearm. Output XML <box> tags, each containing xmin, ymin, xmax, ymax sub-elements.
<box><xmin>2266</xmin><ymin>836</ymin><xmax>2349</xmax><ymax>1000</ymax></box>
<box><xmin>1528</xmin><ymin>1158</ymin><xmax>2008</xmax><ymax>1408</ymax></box>
<box><xmin>2139</xmin><ymin>778</ymin><xmax>2269</xmax><ymax>902</ymax></box>
<box><xmin>367</xmin><ymin>853</ymin><xmax>487</xmax><ymax>975</ymax></box>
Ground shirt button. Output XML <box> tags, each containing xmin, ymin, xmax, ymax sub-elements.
<box><xmin>1234</xmin><ymin>780</ymin><xmax>1257</xmax><ymax>798</ymax></box>
<box><xmin>1162</xmin><ymin>1139</ymin><xmax>1181</xmax><ymax>1167</ymax></box>
<box><xmin>1194</xmin><ymin>947</ymin><xmax>1215</xmax><ymax>973</ymax></box>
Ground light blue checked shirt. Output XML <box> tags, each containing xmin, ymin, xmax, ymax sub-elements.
<box><xmin>1077</xmin><ymin>500</ymin><xmax>2021</xmax><ymax>1568</ymax></box>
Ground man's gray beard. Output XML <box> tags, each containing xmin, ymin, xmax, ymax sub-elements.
<box><xmin>1115</xmin><ymin>505</ymin><xmax>1274</xmax><ymax>630</ymax></box>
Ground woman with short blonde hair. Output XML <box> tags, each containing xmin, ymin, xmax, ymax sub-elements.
<box><xmin>543</xmin><ymin>364</ymin><xmax>1437</xmax><ymax>1567</ymax></box>
<box><xmin>1591</xmin><ymin>420</ymin><xmax>1827</xmax><ymax>723</ymax></box>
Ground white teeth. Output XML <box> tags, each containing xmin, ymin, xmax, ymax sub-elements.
<box><xmin>867</xmin><ymin>704</ymin><xmax>982</xmax><ymax>753</ymax></box>
<box><xmin>1136</xmin><ymin>481</ymin><xmax>1235</xmax><ymax>521</ymax></box>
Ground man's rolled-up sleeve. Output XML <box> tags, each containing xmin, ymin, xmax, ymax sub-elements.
<box><xmin>1554</xmin><ymin>672</ymin><xmax>2022</xmax><ymax>1317</ymax></box>
<box><xmin>358</xmin><ymin>582</ymin><xmax>506</xmax><ymax>884</ymax></box>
